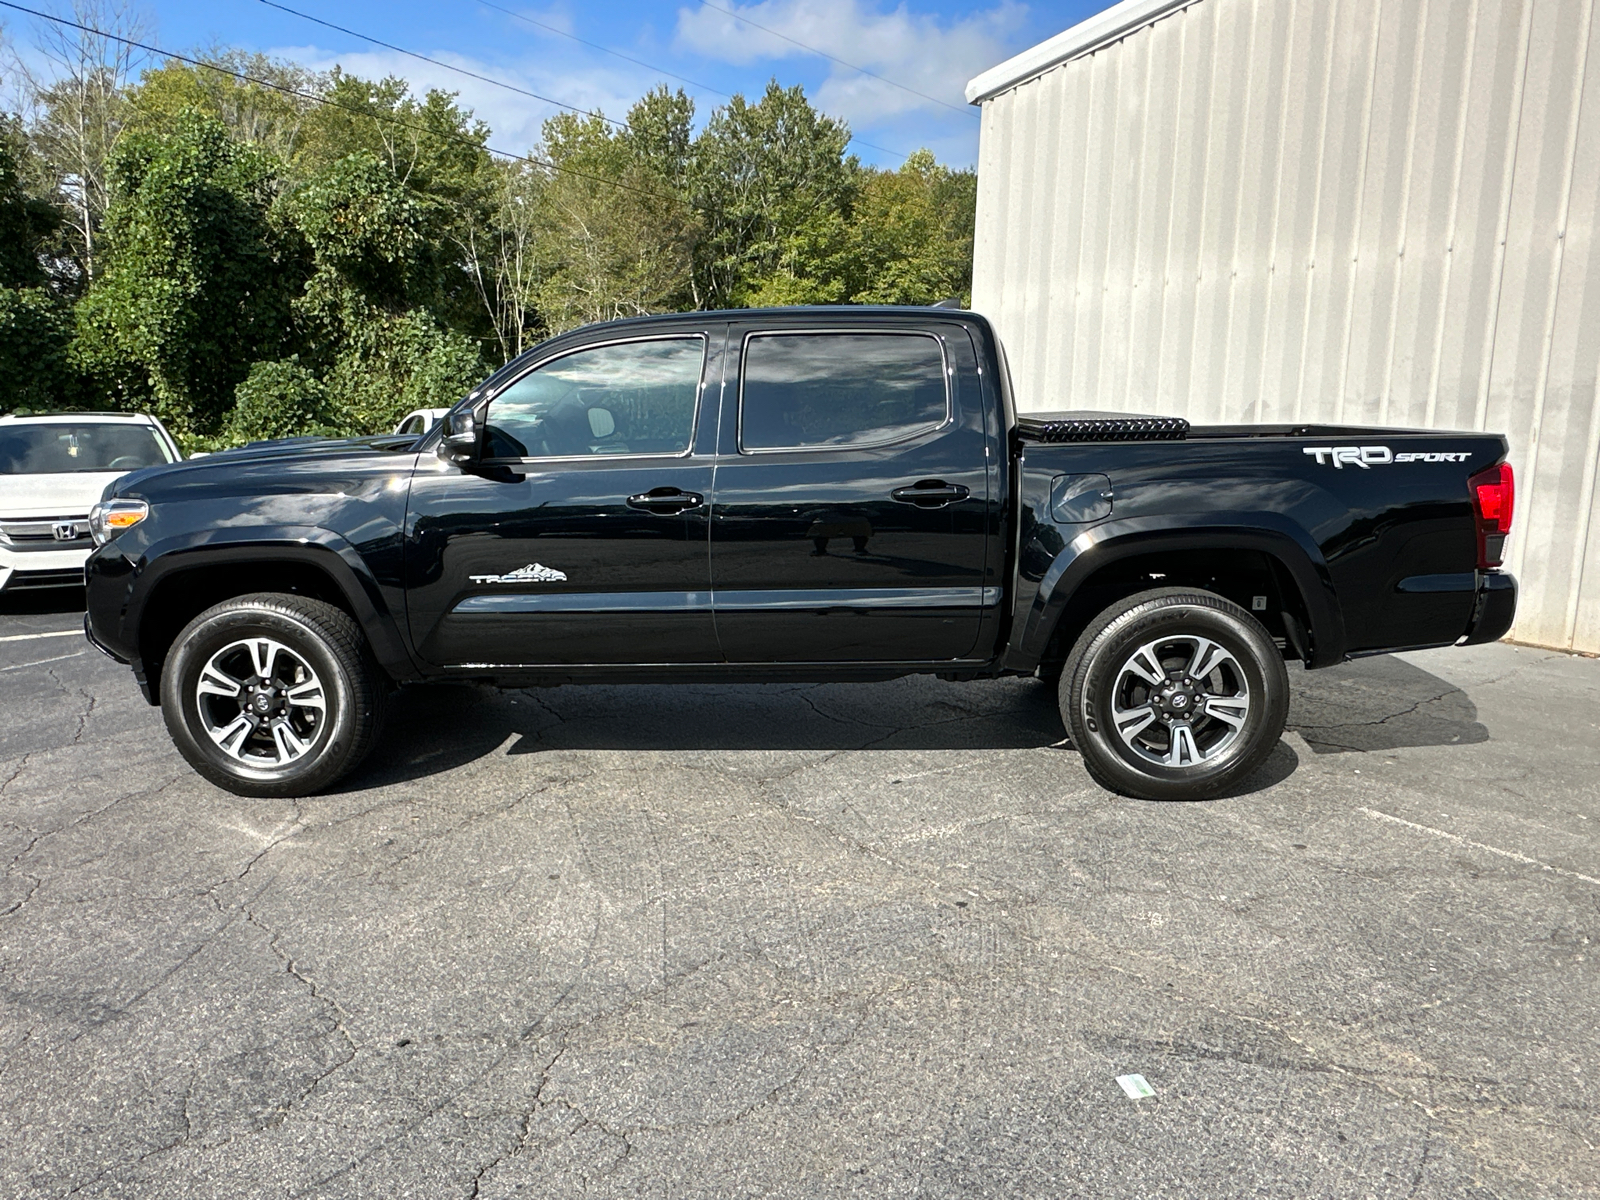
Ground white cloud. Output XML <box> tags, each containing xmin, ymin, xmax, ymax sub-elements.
<box><xmin>672</xmin><ymin>0</ymin><xmax>1024</xmax><ymax>123</ymax></box>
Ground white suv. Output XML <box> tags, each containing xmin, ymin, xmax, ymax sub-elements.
<box><xmin>0</xmin><ymin>411</ymin><xmax>181</xmax><ymax>592</ymax></box>
<box><xmin>393</xmin><ymin>408</ymin><xmax>450</xmax><ymax>437</ymax></box>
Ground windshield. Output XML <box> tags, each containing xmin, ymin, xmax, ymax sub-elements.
<box><xmin>0</xmin><ymin>423</ymin><xmax>174</xmax><ymax>474</ymax></box>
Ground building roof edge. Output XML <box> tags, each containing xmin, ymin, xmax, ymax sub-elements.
<box><xmin>965</xmin><ymin>0</ymin><xmax>1201</xmax><ymax>105</ymax></box>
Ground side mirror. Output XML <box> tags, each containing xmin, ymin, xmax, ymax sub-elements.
<box><xmin>438</xmin><ymin>408</ymin><xmax>481</xmax><ymax>465</ymax></box>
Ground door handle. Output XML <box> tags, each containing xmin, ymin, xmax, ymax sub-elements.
<box><xmin>627</xmin><ymin>487</ymin><xmax>704</xmax><ymax>514</ymax></box>
<box><xmin>890</xmin><ymin>480</ymin><xmax>971</xmax><ymax>508</ymax></box>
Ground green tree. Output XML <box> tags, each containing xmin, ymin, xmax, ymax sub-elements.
<box><xmin>10</xmin><ymin>38</ymin><xmax>981</xmax><ymax>440</ymax></box>
<box><xmin>11</xmin><ymin>0</ymin><xmax>151</xmax><ymax>285</ymax></box>
<box><xmin>128</xmin><ymin>52</ymin><xmax>325</xmax><ymax>168</ymax></box>
<box><xmin>0</xmin><ymin>120</ymin><xmax>76</xmax><ymax>410</ymax></box>
<box><xmin>689</xmin><ymin>81</ymin><xmax>857</xmax><ymax>308</ymax></box>
<box><xmin>291</xmin><ymin>74</ymin><xmax>496</xmax><ymax>343</ymax></box>
<box><xmin>465</xmin><ymin>156</ymin><xmax>546</xmax><ymax>361</ymax></box>
<box><xmin>0</xmin><ymin>120</ymin><xmax>60</xmax><ymax>288</ymax></box>
<box><xmin>623</xmin><ymin>85</ymin><xmax>696</xmax><ymax>195</ymax></box>
<box><xmin>846</xmin><ymin>150</ymin><xmax>976</xmax><ymax>305</ymax></box>
<box><xmin>223</xmin><ymin>355</ymin><xmax>334</xmax><ymax>443</ymax></box>
<box><xmin>527</xmin><ymin>98</ymin><xmax>696</xmax><ymax>334</ymax></box>
<box><xmin>285</xmin><ymin>147</ymin><xmax>484</xmax><ymax>432</ymax></box>
<box><xmin>71</xmin><ymin>110</ymin><xmax>298</xmax><ymax>438</ymax></box>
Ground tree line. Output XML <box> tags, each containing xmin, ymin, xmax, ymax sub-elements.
<box><xmin>0</xmin><ymin>12</ymin><xmax>976</xmax><ymax>450</ymax></box>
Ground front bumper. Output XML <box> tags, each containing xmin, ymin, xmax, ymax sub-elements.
<box><xmin>83</xmin><ymin>610</ymin><xmax>129</xmax><ymax>663</ymax></box>
<box><xmin>0</xmin><ymin>542</ymin><xmax>92</xmax><ymax>590</ymax></box>
<box><xmin>1461</xmin><ymin>571</ymin><xmax>1517</xmax><ymax>645</ymax></box>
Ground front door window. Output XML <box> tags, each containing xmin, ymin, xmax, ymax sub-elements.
<box><xmin>485</xmin><ymin>338</ymin><xmax>703</xmax><ymax>460</ymax></box>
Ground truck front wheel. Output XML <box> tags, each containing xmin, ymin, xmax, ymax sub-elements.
<box><xmin>160</xmin><ymin>593</ymin><xmax>386</xmax><ymax>798</ymax></box>
<box><xmin>1061</xmin><ymin>588</ymin><xmax>1289</xmax><ymax>800</ymax></box>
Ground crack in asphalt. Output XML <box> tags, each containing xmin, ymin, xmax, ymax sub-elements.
<box><xmin>1290</xmin><ymin>689</ymin><xmax>1463</xmax><ymax>749</ymax></box>
<box><xmin>465</xmin><ymin>1043</ymin><xmax>570</xmax><ymax>1198</ymax></box>
<box><xmin>2</xmin><ymin>773</ymin><xmax>186</xmax><ymax>924</ymax></box>
<box><xmin>0</xmin><ymin>754</ymin><xmax>31</xmax><ymax>799</ymax></box>
<box><xmin>241</xmin><ymin>908</ymin><xmax>360</xmax><ymax>1120</ymax></box>
<box><xmin>286</xmin><ymin>998</ymin><xmax>578</xmax><ymax>1199</ymax></box>
<box><xmin>1290</xmin><ymin>654</ymin><xmax>1576</xmax><ymax>751</ymax></box>
<box><xmin>362</xmin><ymin>774</ymin><xmax>588</xmax><ymax>888</ymax></box>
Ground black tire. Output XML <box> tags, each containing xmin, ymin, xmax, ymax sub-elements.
<box><xmin>160</xmin><ymin>593</ymin><xmax>386</xmax><ymax>798</ymax></box>
<box><xmin>1060</xmin><ymin>588</ymin><xmax>1289</xmax><ymax>800</ymax></box>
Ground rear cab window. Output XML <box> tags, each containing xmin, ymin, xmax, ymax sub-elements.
<box><xmin>738</xmin><ymin>332</ymin><xmax>949</xmax><ymax>453</ymax></box>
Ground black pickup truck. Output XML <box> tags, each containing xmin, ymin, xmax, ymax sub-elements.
<box><xmin>82</xmin><ymin>306</ymin><xmax>1517</xmax><ymax>801</ymax></box>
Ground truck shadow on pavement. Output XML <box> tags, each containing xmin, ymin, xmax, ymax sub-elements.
<box><xmin>1287</xmin><ymin>655</ymin><xmax>1490</xmax><ymax>753</ymax></box>
<box><xmin>338</xmin><ymin>653</ymin><xmax>1494</xmax><ymax>798</ymax></box>
<box><xmin>355</xmin><ymin>675</ymin><xmax>1073</xmax><ymax>784</ymax></box>
<box><xmin>348</xmin><ymin>677</ymin><xmax>1307</xmax><ymax>798</ymax></box>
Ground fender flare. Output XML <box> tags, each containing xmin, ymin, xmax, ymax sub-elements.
<box><xmin>1008</xmin><ymin>515</ymin><xmax>1347</xmax><ymax>670</ymax></box>
<box><xmin>126</xmin><ymin>525</ymin><xmax>421</xmax><ymax>682</ymax></box>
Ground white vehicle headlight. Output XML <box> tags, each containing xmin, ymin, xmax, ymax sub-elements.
<box><xmin>88</xmin><ymin>499</ymin><xmax>149</xmax><ymax>545</ymax></box>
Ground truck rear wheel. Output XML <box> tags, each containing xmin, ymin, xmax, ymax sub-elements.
<box><xmin>160</xmin><ymin>593</ymin><xmax>386</xmax><ymax>798</ymax></box>
<box><xmin>1060</xmin><ymin>588</ymin><xmax>1288</xmax><ymax>800</ymax></box>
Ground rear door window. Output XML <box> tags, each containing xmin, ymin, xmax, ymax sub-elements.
<box><xmin>738</xmin><ymin>332</ymin><xmax>948</xmax><ymax>452</ymax></box>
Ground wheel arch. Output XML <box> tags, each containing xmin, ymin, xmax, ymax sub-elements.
<box><xmin>1008</xmin><ymin>522</ymin><xmax>1345</xmax><ymax>674</ymax></box>
<box><xmin>129</xmin><ymin>530</ymin><xmax>418</xmax><ymax>704</ymax></box>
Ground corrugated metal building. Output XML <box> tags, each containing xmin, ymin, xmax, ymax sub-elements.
<box><xmin>967</xmin><ymin>0</ymin><xmax>1600</xmax><ymax>653</ymax></box>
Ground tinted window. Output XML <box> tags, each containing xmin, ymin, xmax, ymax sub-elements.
<box><xmin>740</xmin><ymin>333</ymin><xmax>947</xmax><ymax>452</ymax></box>
<box><xmin>485</xmin><ymin>338</ymin><xmax>703</xmax><ymax>459</ymax></box>
<box><xmin>0</xmin><ymin>423</ymin><xmax>172</xmax><ymax>474</ymax></box>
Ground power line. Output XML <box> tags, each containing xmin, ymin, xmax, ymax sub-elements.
<box><xmin>470</xmin><ymin>0</ymin><xmax>915</xmax><ymax>162</ymax></box>
<box><xmin>693</xmin><ymin>0</ymin><xmax>976</xmax><ymax>119</ymax></box>
<box><xmin>466</xmin><ymin>0</ymin><xmax>908</xmax><ymax>162</ymax></box>
<box><xmin>5</xmin><ymin>0</ymin><xmax>924</xmax><ymax>186</ymax></box>
<box><xmin>268</xmin><ymin>0</ymin><xmax>914</xmax><ymax>163</ymax></box>
<box><xmin>256</xmin><ymin>0</ymin><xmax>627</xmax><ymax>130</ymax></box>
<box><xmin>473</xmin><ymin>0</ymin><xmax>730</xmax><ymax>98</ymax></box>
<box><xmin>0</xmin><ymin>0</ymin><xmax>678</xmax><ymax>202</ymax></box>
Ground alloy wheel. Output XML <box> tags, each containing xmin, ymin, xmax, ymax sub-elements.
<box><xmin>1109</xmin><ymin>634</ymin><xmax>1251</xmax><ymax>767</ymax></box>
<box><xmin>194</xmin><ymin>637</ymin><xmax>326</xmax><ymax>766</ymax></box>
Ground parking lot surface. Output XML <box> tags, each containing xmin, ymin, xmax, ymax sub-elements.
<box><xmin>1</xmin><ymin>591</ymin><xmax>1596</xmax><ymax>1199</ymax></box>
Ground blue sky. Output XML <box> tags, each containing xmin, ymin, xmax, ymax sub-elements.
<box><xmin>5</xmin><ymin>0</ymin><xmax>1114</xmax><ymax>167</ymax></box>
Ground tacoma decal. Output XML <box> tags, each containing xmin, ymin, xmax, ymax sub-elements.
<box><xmin>468</xmin><ymin>563</ymin><xmax>568</xmax><ymax>585</ymax></box>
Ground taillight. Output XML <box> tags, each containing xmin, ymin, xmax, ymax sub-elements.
<box><xmin>1468</xmin><ymin>461</ymin><xmax>1514</xmax><ymax>569</ymax></box>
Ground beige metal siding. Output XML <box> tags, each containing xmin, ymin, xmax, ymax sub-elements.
<box><xmin>973</xmin><ymin>0</ymin><xmax>1600</xmax><ymax>652</ymax></box>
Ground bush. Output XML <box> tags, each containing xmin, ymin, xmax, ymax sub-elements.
<box><xmin>224</xmin><ymin>358</ymin><xmax>336</xmax><ymax>444</ymax></box>
<box><xmin>70</xmin><ymin>111</ymin><xmax>298</xmax><ymax>440</ymax></box>
<box><xmin>0</xmin><ymin>287</ymin><xmax>76</xmax><ymax>411</ymax></box>
<box><xmin>323</xmin><ymin>313</ymin><xmax>486</xmax><ymax>434</ymax></box>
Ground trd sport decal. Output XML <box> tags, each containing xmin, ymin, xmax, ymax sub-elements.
<box><xmin>1302</xmin><ymin>446</ymin><xmax>1473</xmax><ymax>469</ymax></box>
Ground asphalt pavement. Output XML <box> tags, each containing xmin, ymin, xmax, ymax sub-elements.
<box><xmin>1</xmin><ymin>589</ymin><xmax>1596</xmax><ymax>1198</ymax></box>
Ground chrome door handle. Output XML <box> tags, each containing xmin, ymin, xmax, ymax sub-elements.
<box><xmin>627</xmin><ymin>487</ymin><xmax>704</xmax><ymax>514</ymax></box>
<box><xmin>890</xmin><ymin>480</ymin><xmax>971</xmax><ymax>508</ymax></box>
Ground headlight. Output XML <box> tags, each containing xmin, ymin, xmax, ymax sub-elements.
<box><xmin>88</xmin><ymin>499</ymin><xmax>149</xmax><ymax>545</ymax></box>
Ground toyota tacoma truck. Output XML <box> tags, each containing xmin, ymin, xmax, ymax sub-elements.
<box><xmin>81</xmin><ymin>307</ymin><xmax>1518</xmax><ymax>801</ymax></box>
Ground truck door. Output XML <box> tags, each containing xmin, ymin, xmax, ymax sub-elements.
<box><xmin>709</xmin><ymin>322</ymin><xmax>994</xmax><ymax>663</ymax></box>
<box><xmin>405</xmin><ymin>331</ymin><xmax>720</xmax><ymax>667</ymax></box>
